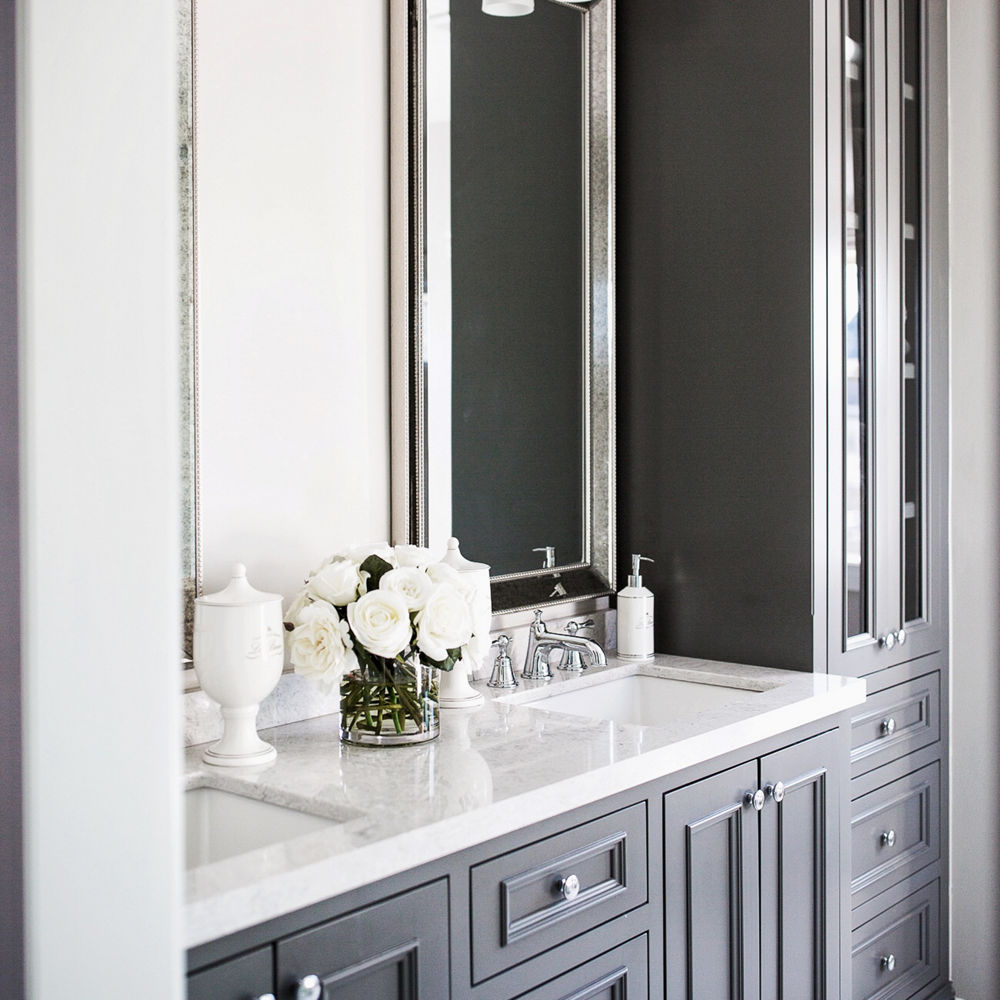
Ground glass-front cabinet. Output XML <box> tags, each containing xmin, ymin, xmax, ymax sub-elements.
<box><xmin>831</xmin><ymin>0</ymin><xmax>946</xmax><ymax>677</ymax></box>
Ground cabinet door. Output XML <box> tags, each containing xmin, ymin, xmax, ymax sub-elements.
<box><xmin>759</xmin><ymin>730</ymin><xmax>841</xmax><ymax>1000</ymax></box>
<box><xmin>276</xmin><ymin>880</ymin><xmax>448</xmax><ymax>1000</ymax></box>
<box><xmin>664</xmin><ymin>761</ymin><xmax>760</xmax><ymax>1000</ymax></box>
<box><xmin>830</xmin><ymin>0</ymin><xmax>945</xmax><ymax>677</ymax></box>
<box><xmin>187</xmin><ymin>946</ymin><xmax>273</xmax><ymax>1000</ymax></box>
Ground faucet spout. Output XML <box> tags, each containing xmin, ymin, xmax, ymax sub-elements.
<box><xmin>521</xmin><ymin>611</ymin><xmax>607</xmax><ymax>680</ymax></box>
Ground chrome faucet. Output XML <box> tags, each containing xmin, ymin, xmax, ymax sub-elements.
<box><xmin>522</xmin><ymin>610</ymin><xmax>607</xmax><ymax>680</ymax></box>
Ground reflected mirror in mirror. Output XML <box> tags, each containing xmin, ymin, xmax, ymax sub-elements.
<box><xmin>393</xmin><ymin>0</ymin><xmax>615</xmax><ymax>612</ymax></box>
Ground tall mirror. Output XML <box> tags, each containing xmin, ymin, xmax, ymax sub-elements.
<box><xmin>390</xmin><ymin>0</ymin><xmax>616</xmax><ymax>613</ymax></box>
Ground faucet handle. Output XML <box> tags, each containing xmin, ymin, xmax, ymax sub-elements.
<box><xmin>533</xmin><ymin>546</ymin><xmax>556</xmax><ymax>569</ymax></box>
<box><xmin>558</xmin><ymin>619</ymin><xmax>595</xmax><ymax>672</ymax></box>
<box><xmin>487</xmin><ymin>635</ymin><xmax>518</xmax><ymax>689</ymax></box>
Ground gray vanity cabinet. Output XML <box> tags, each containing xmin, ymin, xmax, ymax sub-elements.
<box><xmin>275</xmin><ymin>880</ymin><xmax>449</xmax><ymax>1000</ymax></box>
<box><xmin>664</xmin><ymin>730</ymin><xmax>841</xmax><ymax>1000</ymax></box>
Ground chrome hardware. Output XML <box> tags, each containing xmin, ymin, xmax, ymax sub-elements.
<box><xmin>558</xmin><ymin>619</ymin><xmax>595</xmax><ymax>671</ymax></box>
<box><xmin>881</xmin><ymin>829</ymin><xmax>897</xmax><ymax>848</ymax></box>
<box><xmin>879</xmin><ymin>631</ymin><xmax>896</xmax><ymax>650</ymax></box>
<box><xmin>296</xmin><ymin>975</ymin><xmax>323</xmax><ymax>1000</ymax></box>
<box><xmin>880</xmin><ymin>717</ymin><xmax>897</xmax><ymax>737</ymax></box>
<box><xmin>766</xmin><ymin>781</ymin><xmax>785</xmax><ymax>804</ymax></box>
<box><xmin>522</xmin><ymin>610</ymin><xmax>607</xmax><ymax>680</ymax></box>
<box><xmin>488</xmin><ymin>634</ymin><xmax>518</xmax><ymax>689</ymax></box>
<box><xmin>533</xmin><ymin>545</ymin><xmax>557</xmax><ymax>569</ymax></box>
<box><xmin>896</xmin><ymin>627</ymin><xmax>906</xmax><ymax>645</ymax></box>
<box><xmin>745</xmin><ymin>789</ymin><xmax>765</xmax><ymax>812</ymax></box>
<box><xmin>254</xmin><ymin>995</ymin><xmax>277</xmax><ymax>1000</ymax></box>
<box><xmin>558</xmin><ymin>874</ymin><xmax>581</xmax><ymax>901</ymax></box>
<box><xmin>881</xmin><ymin>954</ymin><xmax>896</xmax><ymax>973</ymax></box>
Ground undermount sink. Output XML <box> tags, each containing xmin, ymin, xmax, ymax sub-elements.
<box><xmin>514</xmin><ymin>672</ymin><xmax>769</xmax><ymax>728</ymax></box>
<box><xmin>185</xmin><ymin>786</ymin><xmax>339</xmax><ymax>869</ymax></box>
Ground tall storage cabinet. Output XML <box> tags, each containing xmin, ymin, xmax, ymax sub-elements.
<box><xmin>617</xmin><ymin>1</ymin><xmax>950</xmax><ymax>997</ymax></box>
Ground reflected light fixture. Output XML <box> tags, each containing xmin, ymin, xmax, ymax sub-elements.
<box><xmin>482</xmin><ymin>0</ymin><xmax>534</xmax><ymax>15</ymax></box>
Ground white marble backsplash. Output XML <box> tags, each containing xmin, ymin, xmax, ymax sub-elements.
<box><xmin>185</xmin><ymin>606</ymin><xmax>617</xmax><ymax>746</ymax></box>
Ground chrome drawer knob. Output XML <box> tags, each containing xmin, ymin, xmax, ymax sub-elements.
<box><xmin>558</xmin><ymin>874</ymin><xmax>581</xmax><ymax>901</ymax></box>
<box><xmin>879</xmin><ymin>632</ymin><xmax>896</xmax><ymax>650</ymax></box>
<box><xmin>881</xmin><ymin>829</ymin><xmax>897</xmax><ymax>848</ymax></box>
<box><xmin>254</xmin><ymin>995</ymin><xmax>276</xmax><ymax>1000</ymax></box>
<box><xmin>896</xmin><ymin>628</ymin><xmax>906</xmax><ymax>645</ymax></box>
<box><xmin>296</xmin><ymin>975</ymin><xmax>323</xmax><ymax>1000</ymax></box>
<box><xmin>881</xmin><ymin>953</ymin><xmax>896</xmax><ymax>973</ymax></box>
<box><xmin>765</xmin><ymin>781</ymin><xmax>785</xmax><ymax>804</ymax></box>
<box><xmin>744</xmin><ymin>789</ymin><xmax>765</xmax><ymax>812</ymax></box>
<box><xmin>880</xmin><ymin>717</ymin><xmax>897</xmax><ymax>737</ymax></box>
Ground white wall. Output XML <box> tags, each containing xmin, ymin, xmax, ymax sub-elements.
<box><xmin>196</xmin><ymin>0</ymin><xmax>390</xmax><ymax>604</ymax></box>
<box><xmin>948</xmin><ymin>1</ymin><xmax>1000</xmax><ymax>996</ymax></box>
<box><xmin>18</xmin><ymin>0</ymin><xmax>183</xmax><ymax>996</ymax></box>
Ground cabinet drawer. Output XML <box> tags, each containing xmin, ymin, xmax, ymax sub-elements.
<box><xmin>851</xmin><ymin>673</ymin><xmax>939</xmax><ymax>778</ymax></box>
<box><xmin>851</xmin><ymin>879</ymin><xmax>940</xmax><ymax>1000</ymax></box>
<box><xmin>470</xmin><ymin>802</ymin><xmax>647</xmax><ymax>984</ymax></box>
<box><xmin>187</xmin><ymin>946</ymin><xmax>272</xmax><ymax>1000</ymax></box>
<box><xmin>277</xmin><ymin>880</ymin><xmax>448</xmax><ymax>1000</ymax></box>
<box><xmin>851</xmin><ymin>762</ymin><xmax>939</xmax><ymax>907</ymax></box>
<box><xmin>516</xmin><ymin>935</ymin><xmax>648</xmax><ymax>1000</ymax></box>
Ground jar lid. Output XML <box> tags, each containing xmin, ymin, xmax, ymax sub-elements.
<box><xmin>195</xmin><ymin>563</ymin><xmax>282</xmax><ymax>608</ymax></box>
<box><xmin>439</xmin><ymin>537</ymin><xmax>490</xmax><ymax>575</ymax></box>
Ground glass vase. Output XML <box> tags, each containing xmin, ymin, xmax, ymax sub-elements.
<box><xmin>339</xmin><ymin>654</ymin><xmax>440</xmax><ymax>746</ymax></box>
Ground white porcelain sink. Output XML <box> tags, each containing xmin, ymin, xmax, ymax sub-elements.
<box><xmin>517</xmin><ymin>672</ymin><xmax>768</xmax><ymax>727</ymax></box>
<box><xmin>185</xmin><ymin>787</ymin><xmax>339</xmax><ymax>869</ymax></box>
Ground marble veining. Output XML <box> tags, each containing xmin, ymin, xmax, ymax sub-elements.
<box><xmin>184</xmin><ymin>653</ymin><xmax>865</xmax><ymax>950</ymax></box>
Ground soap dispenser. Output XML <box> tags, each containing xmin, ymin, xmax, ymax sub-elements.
<box><xmin>617</xmin><ymin>554</ymin><xmax>654</xmax><ymax>660</ymax></box>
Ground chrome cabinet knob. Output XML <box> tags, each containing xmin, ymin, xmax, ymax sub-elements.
<box><xmin>881</xmin><ymin>953</ymin><xmax>896</xmax><ymax>973</ymax></box>
<box><xmin>558</xmin><ymin>874</ymin><xmax>581</xmax><ymax>901</ymax></box>
<box><xmin>896</xmin><ymin>627</ymin><xmax>906</xmax><ymax>645</ymax></box>
<box><xmin>879</xmin><ymin>631</ymin><xmax>896</xmax><ymax>650</ymax></box>
<box><xmin>254</xmin><ymin>995</ymin><xmax>277</xmax><ymax>1000</ymax></box>
<box><xmin>765</xmin><ymin>781</ymin><xmax>785</xmax><ymax>804</ymax></box>
<box><xmin>296</xmin><ymin>975</ymin><xmax>323</xmax><ymax>1000</ymax></box>
<box><xmin>880</xmin><ymin>717</ymin><xmax>897</xmax><ymax>737</ymax></box>
<box><xmin>881</xmin><ymin>829</ymin><xmax>897</xmax><ymax>848</ymax></box>
<box><xmin>745</xmin><ymin>789</ymin><xmax>765</xmax><ymax>812</ymax></box>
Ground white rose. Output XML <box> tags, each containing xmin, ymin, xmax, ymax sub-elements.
<box><xmin>425</xmin><ymin>562</ymin><xmax>463</xmax><ymax>588</ymax></box>
<box><xmin>379</xmin><ymin>566</ymin><xmax>434</xmax><ymax>611</ymax></box>
<box><xmin>415</xmin><ymin>583</ymin><xmax>473</xmax><ymax>662</ymax></box>
<box><xmin>284</xmin><ymin>587</ymin><xmax>312</xmax><ymax>626</ymax></box>
<box><xmin>307</xmin><ymin>557</ymin><xmax>363</xmax><ymax>606</ymax></box>
<box><xmin>347</xmin><ymin>589</ymin><xmax>413</xmax><ymax>659</ymax></box>
<box><xmin>288</xmin><ymin>600</ymin><xmax>358</xmax><ymax>693</ymax></box>
<box><xmin>339</xmin><ymin>542</ymin><xmax>398</xmax><ymax>568</ymax></box>
<box><xmin>393</xmin><ymin>544</ymin><xmax>437</xmax><ymax>568</ymax></box>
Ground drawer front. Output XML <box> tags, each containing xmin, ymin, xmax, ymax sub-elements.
<box><xmin>187</xmin><ymin>946</ymin><xmax>272</xmax><ymax>1000</ymax></box>
<box><xmin>277</xmin><ymin>880</ymin><xmax>448</xmax><ymax>1000</ymax></box>
<box><xmin>516</xmin><ymin>935</ymin><xmax>648</xmax><ymax>1000</ymax></box>
<box><xmin>470</xmin><ymin>802</ymin><xmax>647</xmax><ymax>984</ymax></box>
<box><xmin>851</xmin><ymin>879</ymin><xmax>940</xmax><ymax>1000</ymax></box>
<box><xmin>851</xmin><ymin>762</ymin><xmax>939</xmax><ymax>906</ymax></box>
<box><xmin>851</xmin><ymin>673</ymin><xmax>939</xmax><ymax>778</ymax></box>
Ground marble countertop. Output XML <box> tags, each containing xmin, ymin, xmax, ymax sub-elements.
<box><xmin>184</xmin><ymin>654</ymin><xmax>866</xmax><ymax>950</ymax></box>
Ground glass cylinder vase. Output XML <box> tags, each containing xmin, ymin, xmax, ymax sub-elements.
<box><xmin>339</xmin><ymin>654</ymin><xmax>440</xmax><ymax>747</ymax></box>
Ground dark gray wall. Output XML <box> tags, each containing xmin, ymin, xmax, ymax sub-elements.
<box><xmin>450</xmin><ymin>0</ymin><xmax>583</xmax><ymax>575</ymax></box>
<box><xmin>617</xmin><ymin>0</ymin><xmax>814</xmax><ymax>669</ymax></box>
<box><xmin>0</xmin><ymin>0</ymin><xmax>23</xmax><ymax>993</ymax></box>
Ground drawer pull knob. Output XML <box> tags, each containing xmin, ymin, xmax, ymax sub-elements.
<box><xmin>881</xmin><ymin>953</ymin><xmax>896</xmax><ymax>973</ymax></box>
<box><xmin>296</xmin><ymin>974</ymin><xmax>323</xmax><ymax>1000</ymax></box>
<box><xmin>880</xmin><ymin>717</ymin><xmax>897</xmax><ymax>737</ymax></box>
<box><xmin>881</xmin><ymin>829</ymin><xmax>897</xmax><ymax>848</ymax></box>
<box><xmin>558</xmin><ymin>874</ymin><xmax>581</xmax><ymax>901</ymax></box>
<box><xmin>744</xmin><ymin>789</ymin><xmax>765</xmax><ymax>812</ymax></box>
<box><xmin>254</xmin><ymin>995</ymin><xmax>277</xmax><ymax>1000</ymax></box>
<box><xmin>765</xmin><ymin>781</ymin><xmax>785</xmax><ymax>804</ymax></box>
<box><xmin>896</xmin><ymin>628</ymin><xmax>906</xmax><ymax>645</ymax></box>
<box><xmin>879</xmin><ymin>631</ymin><xmax>896</xmax><ymax>650</ymax></box>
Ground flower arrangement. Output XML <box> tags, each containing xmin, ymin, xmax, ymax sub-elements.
<box><xmin>285</xmin><ymin>544</ymin><xmax>476</xmax><ymax>744</ymax></box>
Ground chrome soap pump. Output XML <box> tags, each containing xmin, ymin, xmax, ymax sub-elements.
<box><xmin>617</xmin><ymin>554</ymin><xmax>655</xmax><ymax>660</ymax></box>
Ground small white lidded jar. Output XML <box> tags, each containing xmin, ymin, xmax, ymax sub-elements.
<box><xmin>194</xmin><ymin>563</ymin><xmax>284</xmax><ymax>766</ymax></box>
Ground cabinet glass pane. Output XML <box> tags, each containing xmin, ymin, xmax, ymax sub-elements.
<box><xmin>844</xmin><ymin>0</ymin><xmax>869</xmax><ymax>639</ymax></box>
<box><xmin>902</xmin><ymin>0</ymin><xmax>923</xmax><ymax>624</ymax></box>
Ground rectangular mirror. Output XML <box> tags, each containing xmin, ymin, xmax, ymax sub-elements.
<box><xmin>390</xmin><ymin>0</ymin><xmax>616</xmax><ymax>613</ymax></box>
